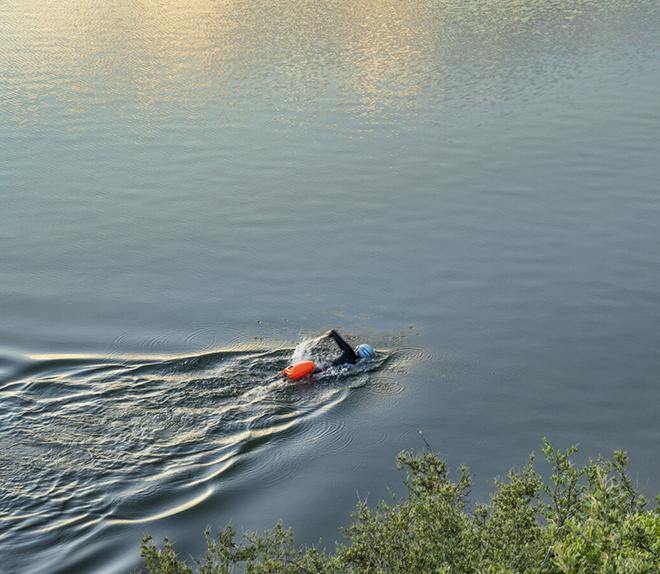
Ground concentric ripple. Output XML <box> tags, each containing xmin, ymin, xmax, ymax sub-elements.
<box><xmin>0</xmin><ymin>337</ymin><xmax>404</xmax><ymax>571</ymax></box>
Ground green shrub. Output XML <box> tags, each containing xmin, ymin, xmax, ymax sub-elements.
<box><xmin>138</xmin><ymin>439</ymin><xmax>658</xmax><ymax>573</ymax></box>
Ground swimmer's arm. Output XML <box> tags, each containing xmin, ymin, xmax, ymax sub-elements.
<box><xmin>326</xmin><ymin>329</ymin><xmax>358</xmax><ymax>363</ymax></box>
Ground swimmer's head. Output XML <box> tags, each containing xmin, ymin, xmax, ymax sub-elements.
<box><xmin>355</xmin><ymin>344</ymin><xmax>376</xmax><ymax>360</ymax></box>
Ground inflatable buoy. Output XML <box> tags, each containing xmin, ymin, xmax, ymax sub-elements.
<box><xmin>282</xmin><ymin>360</ymin><xmax>316</xmax><ymax>380</ymax></box>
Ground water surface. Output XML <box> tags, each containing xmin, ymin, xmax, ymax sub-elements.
<box><xmin>1</xmin><ymin>1</ymin><xmax>659</xmax><ymax>572</ymax></box>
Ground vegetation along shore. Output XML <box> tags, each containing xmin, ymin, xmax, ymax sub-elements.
<box><xmin>139</xmin><ymin>439</ymin><xmax>659</xmax><ymax>573</ymax></box>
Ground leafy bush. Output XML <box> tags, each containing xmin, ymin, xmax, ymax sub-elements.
<box><xmin>139</xmin><ymin>439</ymin><xmax>658</xmax><ymax>573</ymax></box>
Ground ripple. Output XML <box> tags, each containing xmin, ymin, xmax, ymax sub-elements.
<box><xmin>108</xmin><ymin>487</ymin><xmax>215</xmax><ymax>526</ymax></box>
<box><xmin>0</xmin><ymin>335</ymin><xmax>414</xmax><ymax>567</ymax></box>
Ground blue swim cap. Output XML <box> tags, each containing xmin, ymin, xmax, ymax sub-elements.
<box><xmin>356</xmin><ymin>344</ymin><xmax>375</xmax><ymax>360</ymax></box>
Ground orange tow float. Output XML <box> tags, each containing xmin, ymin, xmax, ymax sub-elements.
<box><xmin>282</xmin><ymin>360</ymin><xmax>316</xmax><ymax>380</ymax></box>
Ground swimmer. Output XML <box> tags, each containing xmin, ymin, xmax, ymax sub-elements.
<box><xmin>282</xmin><ymin>329</ymin><xmax>375</xmax><ymax>380</ymax></box>
<box><xmin>324</xmin><ymin>329</ymin><xmax>375</xmax><ymax>367</ymax></box>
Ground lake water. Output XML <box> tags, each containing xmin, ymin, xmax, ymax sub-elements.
<box><xmin>1</xmin><ymin>1</ymin><xmax>659</xmax><ymax>572</ymax></box>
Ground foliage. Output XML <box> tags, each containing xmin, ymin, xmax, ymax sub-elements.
<box><xmin>138</xmin><ymin>439</ymin><xmax>658</xmax><ymax>574</ymax></box>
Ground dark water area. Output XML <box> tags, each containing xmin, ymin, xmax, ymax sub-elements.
<box><xmin>1</xmin><ymin>1</ymin><xmax>659</xmax><ymax>572</ymax></box>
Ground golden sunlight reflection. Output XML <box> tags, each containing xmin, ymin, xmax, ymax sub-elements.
<box><xmin>339</xmin><ymin>1</ymin><xmax>439</xmax><ymax>115</ymax></box>
<box><xmin>107</xmin><ymin>486</ymin><xmax>214</xmax><ymax>525</ymax></box>
<box><xmin>0</xmin><ymin>0</ymin><xmax>645</xmax><ymax>124</ymax></box>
